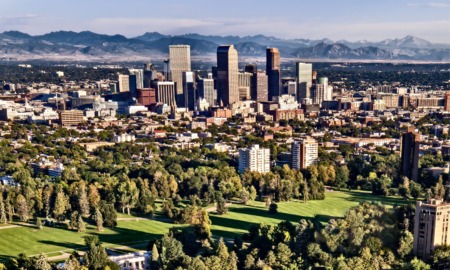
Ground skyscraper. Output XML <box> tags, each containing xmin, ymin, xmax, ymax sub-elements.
<box><xmin>217</xmin><ymin>45</ymin><xmax>239</xmax><ymax>107</ymax></box>
<box><xmin>291</xmin><ymin>138</ymin><xmax>318</xmax><ymax>170</ymax></box>
<box><xmin>169</xmin><ymin>45</ymin><xmax>191</xmax><ymax>107</ymax></box>
<box><xmin>245</xmin><ymin>64</ymin><xmax>257</xmax><ymax>100</ymax></box>
<box><xmin>239</xmin><ymin>144</ymin><xmax>270</xmax><ymax>174</ymax></box>
<box><xmin>118</xmin><ymin>74</ymin><xmax>130</xmax><ymax>92</ymax></box>
<box><xmin>267</xmin><ymin>48</ymin><xmax>281</xmax><ymax>101</ymax></box>
<box><xmin>198</xmin><ymin>74</ymin><xmax>215</xmax><ymax>106</ymax></box>
<box><xmin>156</xmin><ymin>82</ymin><xmax>176</xmax><ymax>108</ymax></box>
<box><xmin>143</xmin><ymin>63</ymin><xmax>157</xmax><ymax>88</ymax></box>
<box><xmin>182</xmin><ymin>71</ymin><xmax>196</xmax><ymax>110</ymax></box>
<box><xmin>256</xmin><ymin>71</ymin><xmax>268</xmax><ymax>102</ymax></box>
<box><xmin>400</xmin><ymin>129</ymin><xmax>420</xmax><ymax>181</ymax></box>
<box><xmin>238</xmin><ymin>72</ymin><xmax>252</xmax><ymax>101</ymax></box>
<box><xmin>129</xmin><ymin>69</ymin><xmax>144</xmax><ymax>89</ymax></box>
<box><xmin>413</xmin><ymin>199</ymin><xmax>450</xmax><ymax>260</ymax></box>
<box><xmin>296</xmin><ymin>62</ymin><xmax>313</xmax><ymax>101</ymax></box>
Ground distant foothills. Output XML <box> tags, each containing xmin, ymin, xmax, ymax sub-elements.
<box><xmin>0</xmin><ymin>30</ymin><xmax>449</xmax><ymax>62</ymax></box>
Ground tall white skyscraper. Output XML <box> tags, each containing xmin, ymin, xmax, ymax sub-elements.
<box><xmin>239</xmin><ymin>144</ymin><xmax>271</xmax><ymax>174</ymax></box>
<box><xmin>291</xmin><ymin>138</ymin><xmax>318</xmax><ymax>170</ymax></box>
<box><xmin>198</xmin><ymin>74</ymin><xmax>215</xmax><ymax>106</ymax></box>
<box><xmin>169</xmin><ymin>45</ymin><xmax>191</xmax><ymax>107</ymax></box>
<box><xmin>296</xmin><ymin>62</ymin><xmax>313</xmax><ymax>100</ymax></box>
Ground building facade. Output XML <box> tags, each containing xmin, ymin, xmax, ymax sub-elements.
<box><xmin>296</xmin><ymin>62</ymin><xmax>313</xmax><ymax>101</ymax></box>
<box><xmin>238</xmin><ymin>144</ymin><xmax>270</xmax><ymax>174</ymax></box>
<box><xmin>291</xmin><ymin>138</ymin><xmax>318</xmax><ymax>170</ymax></box>
<box><xmin>413</xmin><ymin>199</ymin><xmax>450</xmax><ymax>260</ymax></box>
<box><xmin>169</xmin><ymin>45</ymin><xmax>191</xmax><ymax>107</ymax></box>
<box><xmin>400</xmin><ymin>130</ymin><xmax>420</xmax><ymax>181</ymax></box>
<box><xmin>267</xmin><ymin>48</ymin><xmax>281</xmax><ymax>101</ymax></box>
<box><xmin>217</xmin><ymin>45</ymin><xmax>239</xmax><ymax>107</ymax></box>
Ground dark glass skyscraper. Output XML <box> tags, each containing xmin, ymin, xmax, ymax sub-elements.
<box><xmin>266</xmin><ymin>48</ymin><xmax>281</xmax><ymax>101</ymax></box>
<box><xmin>400</xmin><ymin>129</ymin><xmax>420</xmax><ymax>181</ymax></box>
<box><xmin>217</xmin><ymin>45</ymin><xmax>239</xmax><ymax>107</ymax></box>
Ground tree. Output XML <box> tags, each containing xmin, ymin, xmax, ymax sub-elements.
<box><xmin>88</xmin><ymin>185</ymin><xmax>101</xmax><ymax>210</ymax></box>
<box><xmin>78</xmin><ymin>185</ymin><xmax>90</xmax><ymax>217</ymax></box>
<box><xmin>16</xmin><ymin>194</ymin><xmax>29</xmax><ymax>222</ymax></box>
<box><xmin>402</xmin><ymin>258</ymin><xmax>431</xmax><ymax>270</ymax></box>
<box><xmin>84</xmin><ymin>236</ymin><xmax>109</xmax><ymax>270</ymax></box>
<box><xmin>69</xmin><ymin>211</ymin><xmax>79</xmax><ymax>230</ymax></box>
<box><xmin>151</xmin><ymin>244</ymin><xmax>161</xmax><ymax>270</ymax></box>
<box><xmin>93</xmin><ymin>207</ymin><xmax>104</xmax><ymax>231</ymax></box>
<box><xmin>215</xmin><ymin>193</ymin><xmax>228</xmax><ymax>215</ymax></box>
<box><xmin>398</xmin><ymin>230</ymin><xmax>414</xmax><ymax>258</ymax></box>
<box><xmin>249</xmin><ymin>186</ymin><xmax>257</xmax><ymax>204</ymax></box>
<box><xmin>100</xmin><ymin>201</ymin><xmax>117</xmax><ymax>228</ymax></box>
<box><xmin>196</xmin><ymin>209</ymin><xmax>212</xmax><ymax>240</ymax></box>
<box><xmin>432</xmin><ymin>245</ymin><xmax>450</xmax><ymax>267</ymax></box>
<box><xmin>0</xmin><ymin>195</ymin><xmax>7</xmax><ymax>224</ymax></box>
<box><xmin>53</xmin><ymin>188</ymin><xmax>70</xmax><ymax>222</ymax></box>
<box><xmin>36</xmin><ymin>218</ymin><xmax>43</xmax><ymax>229</ymax></box>
<box><xmin>269</xmin><ymin>203</ymin><xmax>278</xmax><ymax>214</ymax></box>
<box><xmin>34</xmin><ymin>253</ymin><xmax>51</xmax><ymax>270</ymax></box>
<box><xmin>78</xmin><ymin>215</ymin><xmax>86</xmax><ymax>232</ymax></box>
<box><xmin>433</xmin><ymin>176</ymin><xmax>446</xmax><ymax>199</ymax></box>
<box><xmin>410</xmin><ymin>181</ymin><xmax>422</xmax><ymax>200</ymax></box>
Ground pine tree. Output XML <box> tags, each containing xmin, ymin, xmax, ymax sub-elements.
<box><xmin>78</xmin><ymin>186</ymin><xmax>90</xmax><ymax>217</ymax></box>
<box><xmin>6</xmin><ymin>200</ymin><xmax>13</xmax><ymax>223</ymax></box>
<box><xmin>0</xmin><ymin>195</ymin><xmax>7</xmax><ymax>224</ymax></box>
<box><xmin>88</xmin><ymin>185</ymin><xmax>101</xmax><ymax>209</ymax></box>
<box><xmin>93</xmin><ymin>207</ymin><xmax>104</xmax><ymax>231</ymax></box>
<box><xmin>16</xmin><ymin>194</ymin><xmax>29</xmax><ymax>222</ymax></box>
<box><xmin>53</xmin><ymin>188</ymin><xmax>69</xmax><ymax>222</ymax></box>
<box><xmin>77</xmin><ymin>215</ymin><xmax>86</xmax><ymax>233</ymax></box>
<box><xmin>69</xmin><ymin>211</ymin><xmax>79</xmax><ymax>230</ymax></box>
<box><xmin>151</xmin><ymin>244</ymin><xmax>160</xmax><ymax>269</ymax></box>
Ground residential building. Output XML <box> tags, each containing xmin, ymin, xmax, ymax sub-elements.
<box><xmin>238</xmin><ymin>144</ymin><xmax>270</xmax><ymax>174</ymax></box>
<box><xmin>108</xmin><ymin>251</ymin><xmax>151</xmax><ymax>270</ymax></box>
<box><xmin>291</xmin><ymin>138</ymin><xmax>318</xmax><ymax>169</ymax></box>
<box><xmin>413</xmin><ymin>199</ymin><xmax>450</xmax><ymax>260</ymax></box>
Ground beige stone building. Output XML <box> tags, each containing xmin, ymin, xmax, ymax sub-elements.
<box><xmin>413</xmin><ymin>199</ymin><xmax>450</xmax><ymax>259</ymax></box>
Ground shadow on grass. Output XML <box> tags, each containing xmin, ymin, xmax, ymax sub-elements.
<box><xmin>342</xmin><ymin>190</ymin><xmax>412</xmax><ymax>206</ymax></box>
<box><xmin>0</xmin><ymin>254</ymin><xmax>15</xmax><ymax>263</ymax></box>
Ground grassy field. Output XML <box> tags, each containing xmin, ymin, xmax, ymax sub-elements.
<box><xmin>0</xmin><ymin>190</ymin><xmax>410</xmax><ymax>260</ymax></box>
<box><xmin>209</xmin><ymin>190</ymin><xmax>410</xmax><ymax>238</ymax></box>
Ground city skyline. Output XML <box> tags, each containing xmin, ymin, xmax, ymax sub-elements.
<box><xmin>1</xmin><ymin>0</ymin><xmax>449</xmax><ymax>43</ymax></box>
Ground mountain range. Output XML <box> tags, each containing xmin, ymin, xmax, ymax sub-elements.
<box><xmin>0</xmin><ymin>30</ymin><xmax>449</xmax><ymax>61</ymax></box>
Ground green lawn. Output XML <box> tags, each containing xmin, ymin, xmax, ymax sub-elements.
<box><xmin>209</xmin><ymin>190</ymin><xmax>410</xmax><ymax>239</ymax></box>
<box><xmin>0</xmin><ymin>219</ymin><xmax>186</xmax><ymax>261</ymax></box>
<box><xmin>0</xmin><ymin>190</ymin><xmax>411</xmax><ymax>260</ymax></box>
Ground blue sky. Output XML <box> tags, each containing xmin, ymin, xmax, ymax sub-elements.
<box><xmin>1</xmin><ymin>0</ymin><xmax>449</xmax><ymax>43</ymax></box>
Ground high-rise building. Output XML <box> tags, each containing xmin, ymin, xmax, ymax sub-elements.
<box><xmin>400</xmin><ymin>129</ymin><xmax>420</xmax><ymax>181</ymax></box>
<box><xmin>267</xmin><ymin>48</ymin><xmax>281</xmax><ymax>101</ymax></box>
<box><xmin>238</xmin><ymin>72</ymin><xmax>252</xmax><ymax>101</ymax></box>
<box><xmin>413</xmin><ymin>199</ymin><xmax>450</xmax><ymax>260</ymax></box>
<box><xmin>169</xmin><ymin>45</ymin><xmax>191</xmax><ymax>107</ymax></box>
<box><xmin>245</xmin><ymin>64</ymin><xmax>258</xmax><ymax>100</ymax></box>
<box><xmin>182</xmin><ymin>71</ymin><xmax>196</xmax><ymax>110</ymax></box>
<box><xmin>291</xmin><ymin>138</ymin><xmax>318</xmax><ymax>170</ymax></box>
<box><xmin>217</xmin><ymin>45</ymin><xmax>239</xmax><ymax>107</ymax></box>
<box><xmin>118</xmin><ymin>74</ymin><xmax>130</xmax><ymax>92</ymax></box>
<box><xmin>128</xmin><ymin>74</ymin><xmax>137</xmax><ymax>97</ymax></box>
<box><xmin>198</xmin><ymin>74</ymin><xmax>215</xmax><ymax>106</ymax></box>
<box><xmin>256</xmin><ymin>71</ymin><xmax>268</xmax><ymax>102</ymax></box>
<box><xmin>136</xmin><ymin>88</ymin><xmax>156</xmax><ymax>106</ymax></box>
<box><xmin>239</xmin><ymin>144</ymin><xmax>270</xmax><ymax>174</ymax></box>
<box><xmin>143</xmin><ymin>64</ymin><xmax>157</xmax><ymax>88</ymax></box>
<box><xmin>296</xmin><ymin>62</ymin><xmax>313</xmax><ymax>101</ymax></box>
<box><xmin>156</xmin><ymin>82</ymin><xmax>176</xmax><ymax>108</ymax></box>
<box><xmin>129</xmin><ymin>69</ymin><xmax>144</xmax><ymax>89</ymax></box>
<box><xmin>444</xmin><ymin>92</ymin><xmax>450</xmax><ymax>111</ymax></box>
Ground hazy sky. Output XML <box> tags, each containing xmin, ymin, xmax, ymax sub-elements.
<box><xmin>1</xmin><ymin>0</ymin><xmax>450</xmax><ymax>43</ymax></box>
